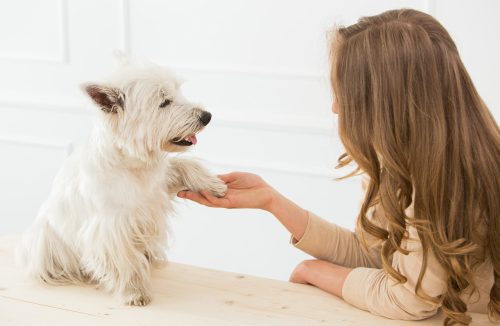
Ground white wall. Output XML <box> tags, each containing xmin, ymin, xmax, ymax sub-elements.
<box><xmin>0</xmin><ymin>0</ymin><xmax>498</xmax><ymax>281</ymax></box>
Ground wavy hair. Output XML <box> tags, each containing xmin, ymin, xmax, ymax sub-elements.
<box><xmin>332</xmin><ymin>9</ymin><xmax>499</xmax><ymax>325</ymax></box>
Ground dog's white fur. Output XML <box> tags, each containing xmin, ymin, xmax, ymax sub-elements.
<box><xmin>16</xmin><ymin>55</ymin><xmax>227</xmax><ymax>306</ymax></box>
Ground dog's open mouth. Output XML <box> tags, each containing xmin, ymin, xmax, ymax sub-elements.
<box><xmin>171</xmin><ymin>135</ymin><xmax>198</xmax><ymax>146</ymax></box>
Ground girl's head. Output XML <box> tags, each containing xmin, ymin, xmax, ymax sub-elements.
<box><xmin>331</xmin><ymin>9</ymin><xmax>499</xmax><ymax>325</ymax></box>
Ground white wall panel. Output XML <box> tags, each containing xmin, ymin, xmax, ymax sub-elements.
<box><xmin>0</xmin><ymin>0</ymin><xmax>67</xmax><ymax>62</ymax></box>
<box><xmin>0</xmin><ymin>138</ymin><xmax>70</xmax><ymax>234</ymax></box>
<box><xmin>0</xmin><ymin>105</ymin><xmax>93</xmax><ymax>142</ymax></box>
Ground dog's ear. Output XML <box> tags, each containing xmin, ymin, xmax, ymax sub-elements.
<box><xmin>81</xmin><ymin>83</ymin><xmax>125</xmax><ymax>114</ymax></box>
<box><xmin>113</xmin><ymin>49</ymin><xmax>131</xmax><ymax>66</ymax></box>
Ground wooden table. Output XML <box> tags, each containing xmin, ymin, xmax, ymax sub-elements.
<box><xmin>0</xmin><ymin>236</ymin><xmax>491</xmax><ymax>325</ymax></box>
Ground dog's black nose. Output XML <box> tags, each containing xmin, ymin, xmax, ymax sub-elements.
<box><xmin>200</xmin><ymin>111</ymin><xmax>212</xmax><ymax>126</ymax></box>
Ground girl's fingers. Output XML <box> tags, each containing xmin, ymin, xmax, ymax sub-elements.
<box><xmin>217</xmin><ymin>172</ymin><xmax>239</xmax><ymax>184</ymax></box>
<box><xmin>178</xmin><ymin>191</ymin><xmax>214</xmax><ymax>207</ymax></box>
<box><xmin>178</xmin><ymin>190</ymin><xmax>231</xmax><ymax>208</ymax></box>
<box><xmin>200</xmin><ymin>190</ymin><xmax>231</xmax><ymax>208</ymax></box>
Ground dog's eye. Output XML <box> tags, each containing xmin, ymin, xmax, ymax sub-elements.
<box><xmin>159</xmin><ymin>99</ymin><xmax>172</xmax><ymax>108</ymax></box>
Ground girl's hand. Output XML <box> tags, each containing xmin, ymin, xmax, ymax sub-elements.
<box><xmin>289</xmin><ymin>260</ymin><xmax>352</xmax><ymax>298</ymax></box>
<box><xmin>177</xmin><ymin>172</ymin><xmax>278</xmax><ymax>211</ymax></box>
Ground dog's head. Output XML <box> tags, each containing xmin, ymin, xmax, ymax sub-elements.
<box><xmin>82</xmin><ymin>57</ymin><xmax>210</xmax><ymax>157</ymax></box>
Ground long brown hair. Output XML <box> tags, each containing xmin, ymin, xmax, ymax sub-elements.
<box><xmin>332</xmin><ymin>9</ymin><xmax>499</xmax><ymax>325</ymax></box>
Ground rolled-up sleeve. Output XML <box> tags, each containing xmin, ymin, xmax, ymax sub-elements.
<box><xmin>291</xmin><ymin>211</ymin><xmax>381</xmax><ymax>269</ymax></box>
<box><xmin>342</xmin><ymin>268</ymin><xmax>441</xmax><ymax>320</ymax></box>
<box><xmin>341</xmin><ymin>226</ymin><xmax>447</xmax><ymax>320</ymax></box>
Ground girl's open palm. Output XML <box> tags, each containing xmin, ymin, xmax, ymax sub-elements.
<box><xmin>177</xmin><ymin>172</ymin><xmax>276</xmax><ymax>211</ymax></box>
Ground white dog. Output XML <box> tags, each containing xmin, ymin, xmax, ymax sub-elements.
<box><xmin>16</xmin><ymin>55</ymin><xmax>227</xmax><ymax>306</ymax></box>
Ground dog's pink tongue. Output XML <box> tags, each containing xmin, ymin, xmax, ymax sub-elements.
<box><xmin>187</xmin><ymin>135</ymin><xmax>197</xmax><ymax>145</ymax></box>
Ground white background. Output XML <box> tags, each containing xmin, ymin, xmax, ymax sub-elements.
<box><xmin>0</xmin><ymin>0</ymin><xmax>498</xmax><ymax>281</ymax></box>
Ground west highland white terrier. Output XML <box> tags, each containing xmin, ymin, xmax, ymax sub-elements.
<box><xmin>17</xmin><ymin>55</ymin><xmax>227</xmax><ymax>306</ymax></box>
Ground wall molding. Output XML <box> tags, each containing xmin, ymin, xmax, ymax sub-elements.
<box><xmin>0</xmin><ymin>98</ymin><xmax>88</xmax><ymax>115</ymax></box>
<box><xmin>423</xmin><ymin>0</ymin><xmax>436</xmax><ymax>15</ymax></box>
<box><xmin>202</xmin><ymin>155</ymin><xmax>335</xmax><ymax>179</ymax></box>
<box><xmin>0</xmin><ymin>0</ymin><xmax>69</xmax><ymax>64</ymax></box>
<box><xmin>214</xmin><ymin>114</ymin><xmax>334</xmax><ymax>136</ymax></box>
<box><xmin>0</xmin><ymin>97</ymin><xmax>335</xmax><ymax>136</ymax></box>
<box><xmin>120</xmin><ymin>0</ymin><xmax>131</xmax><ymax>55</ymax></box>
<box><xmin>200</xmin><ymin>156</ymin><xmax>360</xmax><ymax>182</ymax></box>
<box><xmin>0</xmin><ymin>134</ymin><xmax>335</xmax><ymax>179</ymax></box>
<box><xmin>173</xmin><ymin>64</ymin><xmax>325</xmax><ymax>81</ymax></box>
<box><xmin>0</xmin><ymin>134</ymin><xmax>73</xmax><ymax>156</ymax></box>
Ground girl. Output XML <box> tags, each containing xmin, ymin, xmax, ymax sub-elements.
<box><xmin>178</xmin><ymin>9</ymin><xmax>499</xmax><ymax>325</ymax></box>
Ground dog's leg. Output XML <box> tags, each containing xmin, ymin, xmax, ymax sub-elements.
<box><xmin>168</xmin><ymin>157</ymin><xmax>227</xmax><ymax>197</ymax></box>
<box><xmin>81</xmin><ymin>220</ymin><xmax>152</xmax><ymax>306</ymax></box>
<box><xmin>121</xmin><ymin>273</ymin><xmax>151</xmax><ymax>306</ymax></box>
<box><xmin>17</xmin><ymin>222</ymin><xmax>85</xmax><ymax>284</ymax></box>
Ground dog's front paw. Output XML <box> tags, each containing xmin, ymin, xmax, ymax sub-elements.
<box><xmin>123</xmin><ymin>290</ymin><xmax>151</xmax><ymax>306</ymax></box>
<box><xmin>206</xmin><ymin>177</ymin><xmax>227</xmax><ymax>198</ymax></box>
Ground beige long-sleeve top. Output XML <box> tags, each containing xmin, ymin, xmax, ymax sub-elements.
<box><xmin>291</xmin><ymin>208</ymin><xmax>494</xmax><ymax>320</ymax></box>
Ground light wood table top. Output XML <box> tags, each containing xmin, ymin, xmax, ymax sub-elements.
<box><xmin>0</xmin><ymin>235</ymin><xmax>491</xmax><ymax>325</ymax></box>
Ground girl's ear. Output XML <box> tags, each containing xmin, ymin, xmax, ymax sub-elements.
<box><xmin>81</xmin><ymin>83</ymin><xmax>125</xmax><ymax>114</ymax></box>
